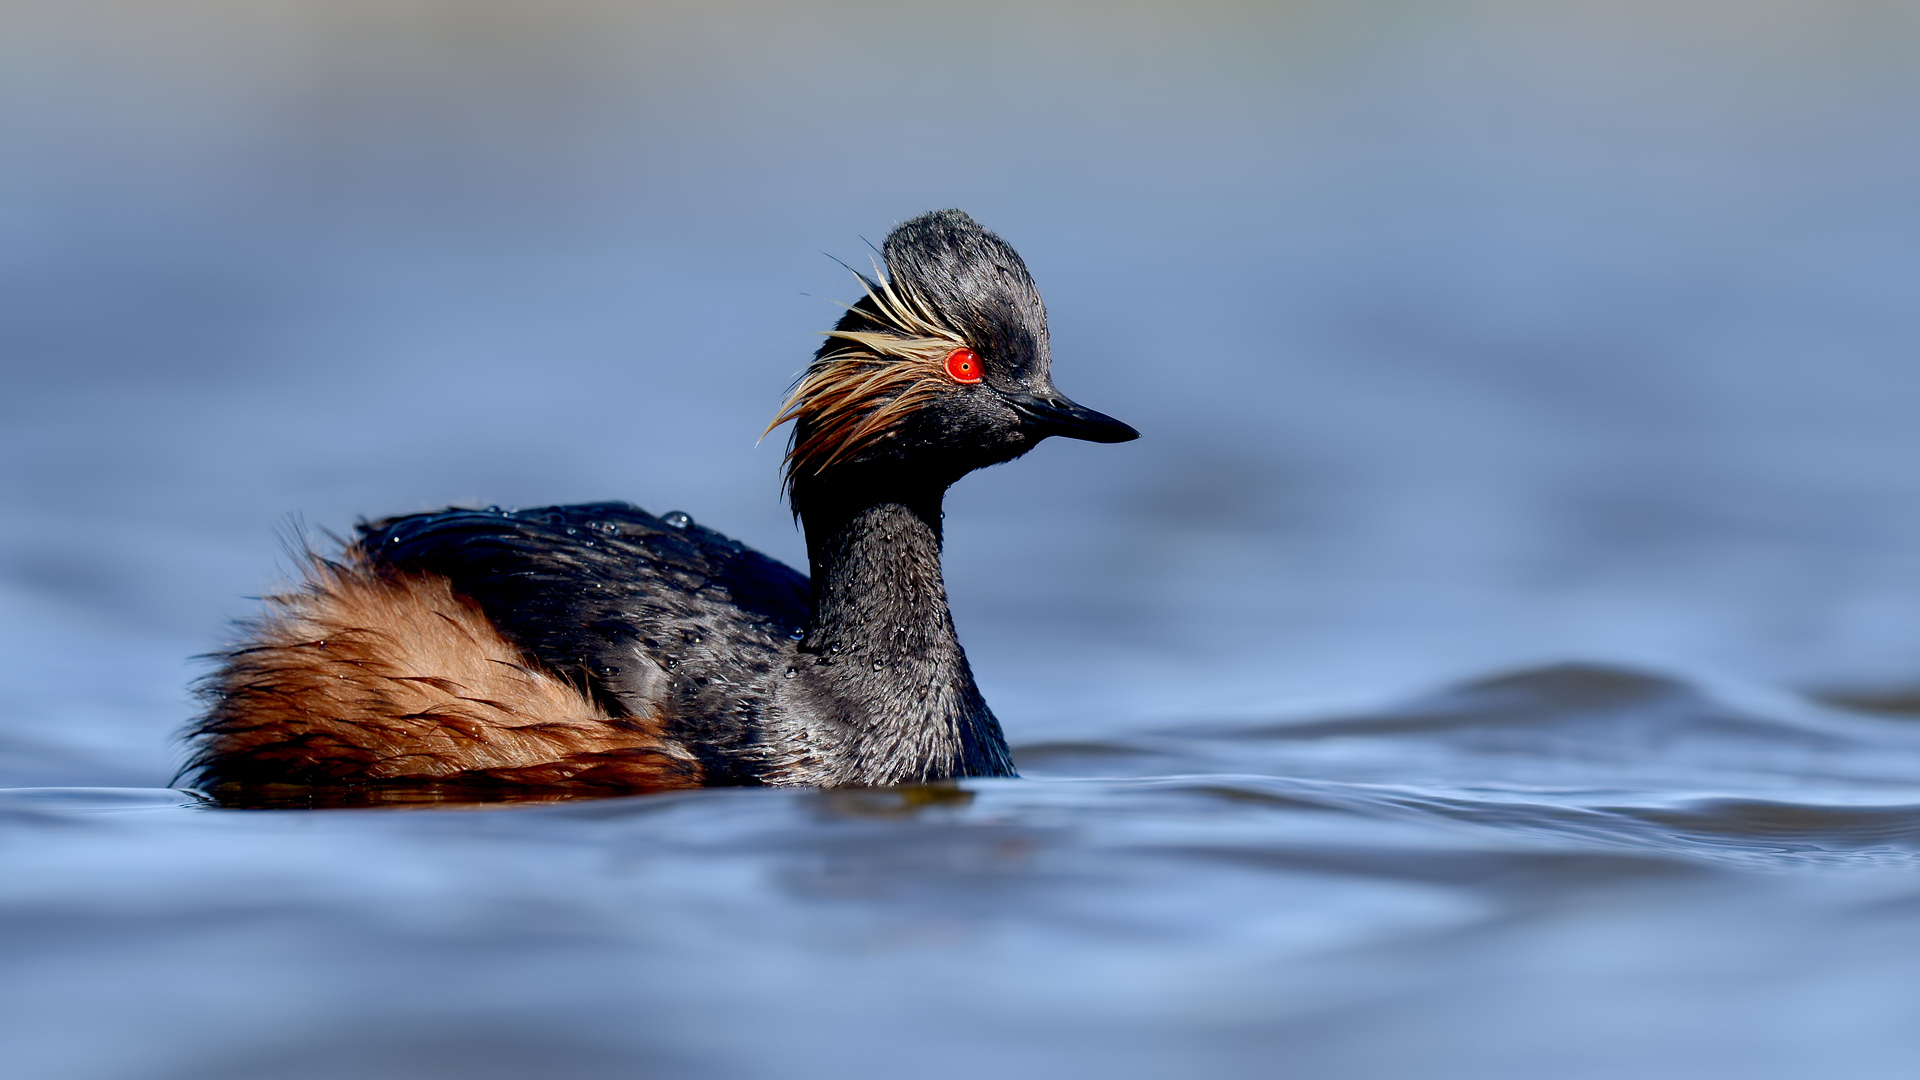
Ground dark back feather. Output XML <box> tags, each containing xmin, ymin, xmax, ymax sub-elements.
<box><xmin>358</xmin><ymin>502</ymin><xmax>810</xmax><ymax>784</ymax></box>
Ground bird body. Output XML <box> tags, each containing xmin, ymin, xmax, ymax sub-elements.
<box><xmin>184</xmin><ymin>210</ymin><xmax>1136</xmax><ymax>799</ymax></box>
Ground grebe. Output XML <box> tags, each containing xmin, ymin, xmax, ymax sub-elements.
<box><xmin>183</xmin><ymin>210</ymin><xmax>1137</xmax><ymax>797</ymax></box>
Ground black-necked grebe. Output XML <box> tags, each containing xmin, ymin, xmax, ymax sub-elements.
<box><xmin>183</xmin><ymin>210</ymin><xmax>1137</xmax><ymax>797</ymax></box>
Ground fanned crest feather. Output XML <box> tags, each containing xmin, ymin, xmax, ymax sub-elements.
<box><xmin>765</xmin><ymin>266</ymin><xmax>969</xmax><ymax>489</ymax></box>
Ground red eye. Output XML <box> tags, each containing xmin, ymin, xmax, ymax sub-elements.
<box><xmin>945</xmin><ymin>348</ymin><xmax>981</xmax><ymax>384</ymax></box>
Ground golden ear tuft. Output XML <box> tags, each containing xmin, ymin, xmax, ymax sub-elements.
<box><xmin>763</xmin><ymin>269</ymin><xmax>970</xmax><ymax>486</ymax></box>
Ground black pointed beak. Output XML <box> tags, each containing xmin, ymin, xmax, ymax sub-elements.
<box><xmin>1003</xmin><ymin>392</ymin><xmax>1140</xmax><ymax>444</ymax></box>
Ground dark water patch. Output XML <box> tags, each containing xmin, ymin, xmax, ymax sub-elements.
<box><xmin>1814</xmin><ymin>687</ymin><xmax>1920</xmax><ymax>717</ymax></box>
<box><xmin>1625</xmin><ymin>799</ymin><xmax>1920</xmax><ymax>856</ymax></box>
<box><xmin>1229</xmin><ymin>664</ymin><xmax>1858</xmax><ymax>753</ymax></box>
<box><xmin>1155</xmin><ymin>780</ymin><xmax>1351</xmax><ymax>813</ymax></box>
<box><xmin>1012</xmin><ymin>737</ymin><xmax>1200</xmax><ymax>777</ymax></box>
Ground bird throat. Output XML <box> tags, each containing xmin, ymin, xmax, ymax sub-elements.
<box><xmin>789</xmin><ymin>480</ymin><xmax>1015</xmax><ymax>784</ymax></box>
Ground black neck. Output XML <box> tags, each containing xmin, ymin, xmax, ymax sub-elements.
<box><xmin>783</xmin><ymin>471</ymin><xmax>1014</xmax><ymax>784</ymax></box>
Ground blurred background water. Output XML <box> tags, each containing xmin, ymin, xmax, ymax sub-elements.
<box><xmin>5</xmin><ymin>1</ymin><xmax>1920</xmax><ymax>1077</ymax></box>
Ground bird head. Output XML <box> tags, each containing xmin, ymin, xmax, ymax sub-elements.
<box><xmin>768</xmin><ymin>209</ymin><xmax>1137</xmax><ymax>509</ymax></box>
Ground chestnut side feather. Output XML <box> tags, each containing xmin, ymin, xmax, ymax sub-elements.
<box><xmin>183</xmin><ymin>551</ymin><xmax>704</xmax><ymax>792</ymax></box>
